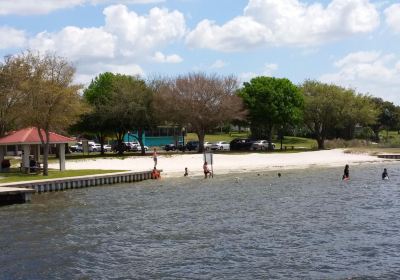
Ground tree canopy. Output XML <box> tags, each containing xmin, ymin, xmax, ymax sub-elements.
<box><xmin>301</xmin><ymin>80</ymin><xmax>378</xmax><ymax>149</ymax></box>
<box><xmin>153</xmin><ymin>73</ymin><xmax>246</xmax><ymax>152</ymax></box>
<box><xmin>239</xmin><ymin>76</ymin><xmax>303</xmax><ymax>146</ymax></box>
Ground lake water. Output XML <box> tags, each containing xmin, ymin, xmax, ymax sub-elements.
<box><xmin>1</xmin><ymin>162</ymin><xmax>400</xmax><ymax>279</ymax></box>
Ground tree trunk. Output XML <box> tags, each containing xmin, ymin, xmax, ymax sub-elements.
<box><xmin>99</xmin><ymin>133</ymin><xmax>105</xmax><ymax>155</ymax></box>
<box><xmin>197</xmin><ymin>131</ymin><xmax>205</xmax><ymax>153</ymax></box>
<box><xmin>317</xmin><ymin>137</ymin><xmax>325</xmax><ymax>150</ymax></box>
<box><xmin>267</xmin><ymin>126</ymin><xmax>274</xmax><ymax>150</ymax></box>
<box><xmin>138</xmin><ymin>128</ymin><xmax>146</xmax><ymax>156</ymax></box>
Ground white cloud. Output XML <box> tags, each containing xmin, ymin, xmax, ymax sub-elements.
<box><xmin>0</xmin><ymin>0</ymin><xmax>164</xmax><ymax>15</ymax></box>
<box><xmin>320</xmin><ymin>51</ymin><xmax>400</xmax><ymax>103</ymax></box>
<box><xmin>0</xmin><ymin>26</ymin><xmax>26</xmax><ymax>49</ymax></box>
<box><xmin>239</xmin><ymin>63</ymin><xmax>279</xmax><ymax>82</ymax></box>
<box><xmin>0</xmin><ymin>0</ymin><xmax>84</xmax><ymax>15</ymax></box>
<box><xmin>186</xmin><ymin>0</ymin><xmax>380</xmax><ymax>51</ymax></box>
<box><xmin>103</xmin><ymin>5</ymin><xmax>186</xmax><ymax>57</ymax></box>
<box><xmin>24</xmin><ymin>5</ymin><xmax>185</xmax><ymax>85</ymax></box>
<box><xmin>29</xmin><ymin>26</ymin><xmax>116</xmax><ymax>60</ymax></box>
<box><xmin>384</xmin><ymin>4</ymin><xmax>400</xmax><ymax>33</ymax></box>
<box><xmin>152</xmin><ymin>51</ymin><xmax>183</xmax><ymax>63</ymax></box>
<box><xmin>210</xmin><ymin>59</ymin><xmax>226</xmax><ymax>69</ymax></box>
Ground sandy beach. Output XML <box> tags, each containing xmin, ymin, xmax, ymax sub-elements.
<box><xmin>49</xmin><ymin>149</ymin><xmax>390</xmax><ymax>178</ymax></box>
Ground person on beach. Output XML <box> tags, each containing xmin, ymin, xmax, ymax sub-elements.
<box><xmin>153</xmin><ymin>148</ymin><xmax>157</xmax><ymax>168</ymax></box>
<box><xmin>382</xmin><ymin>168</ymin><xmax>389</xmax><ymax>180</ymax></box>
<box><xmin>151</xmin><ymin>167</ymin><xmax>160</xmax><ymax>179</ymax></box>
<box><xmin>342</xmin><ymin>164</ymin><xmax>349</xmax><ymax>180</ymax></box>
<box><xmin>184</xmin><ymin>167</ymin><xmax>188</xmax><ymax>177</ymax></box>
<box><xmin>203</xmin><ymin>161</ymin><xmax>211</xmax><ymax>178</ymax></box>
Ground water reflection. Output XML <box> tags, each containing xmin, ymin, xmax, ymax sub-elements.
<box><xmin>1</xmin><ymin>163</ymin><xmax>400</xmax><ymax>279</ymax></box>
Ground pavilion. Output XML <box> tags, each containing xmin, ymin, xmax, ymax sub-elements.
<box><xmin>0</xmin><ymin>127</ymin><xmax>74</xmax><ymax>173</ymax></box>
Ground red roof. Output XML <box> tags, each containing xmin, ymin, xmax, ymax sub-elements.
<box><xmin>0</xmin><ymin>127</ymin><xmax>75</xmax><ymax>145</ymax></box>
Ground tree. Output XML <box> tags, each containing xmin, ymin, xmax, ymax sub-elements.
<box><xmin>153</xmin><ymin>73</ymin><xmax>246</xmax><ymax>153</ymax></box>
<box><xmin>239</xmin><ymin>76</ymin><xmax>303</xmax><ymax>149</ymax></box>
<box><xmin>21</xmin><ymin>52</ymin><xmax>86</xmax><ymax>175</ymax></box>
<box><xmin>369</xmin><ymin>97</ymin><xmax>400</xmax><ymax>141</ymax></box>
<box><xmin>73</xmin><ymin>72</ymin><xmax>116</xmax><ymax>155</ymax></box>
<box><xmin>102</xmin><ymin>74</ymin><xmax>154</xmax><ymax>155</ymax></box>
<box><xmin>0</xmin><ymin>55</ymin><xmax>30</xmax><ymax>136</ymax></box>
<box><xmin>301</xmin><ymin>80</ymin><xmax>377</xmax><ymax>149</ymax></box>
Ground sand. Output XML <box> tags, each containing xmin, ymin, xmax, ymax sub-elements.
<box><xmin>48</xmin><ymin>149</ymin><xmax>390</xmax><ymax>178</ymax></box>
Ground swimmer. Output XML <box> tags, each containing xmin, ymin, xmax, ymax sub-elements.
<box><xmin>278</xmin><ymin>173</ymin><xmax>281</xmax><ymax>178</ymax></box>
<box><xmin>184</xmin><ymin>167</ymin><xmax>188</xmax><ymax>177</ymax></box>
<box><xmin>342</xmin><ymin>164</ymin><xmax>349</xmax><ymax>180</ymax></box>
<box><xmin>382</xmin><ymin>168</ymin><xmax>389</xmax><ymax>180</ymax></box>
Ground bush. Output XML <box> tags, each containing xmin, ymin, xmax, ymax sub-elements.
<box><xmin>324</xmin><ymin>138</ymin><xmax>370</xmax><ymax>149</ymax></box>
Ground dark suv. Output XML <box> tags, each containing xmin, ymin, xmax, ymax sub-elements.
<box><xmin>229</xmin><ymin>138</ymin><xmax>255</xmax><ymax>150</ymax></box>
<box><xmin>185</xmin><ymin>141</ymin><xmax>199</xmax><ymax>151</ymax></box>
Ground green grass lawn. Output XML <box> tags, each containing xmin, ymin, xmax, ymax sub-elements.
<box><xmin>0</xmin><ymin>169</ymin><xmax>126</xmax><ymax>183</ymax></box>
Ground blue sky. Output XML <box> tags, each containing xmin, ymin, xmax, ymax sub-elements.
<box><xmin>0</xmin><ymin>0</ymin><xmax>399</xmax><ymax>103</ymax></box>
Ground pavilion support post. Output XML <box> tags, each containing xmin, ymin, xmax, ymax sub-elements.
<box><xmin>0</xmin><ymin>146</ymin><xmax>4</xmax><ymax>172</ymax></box>
<box><xmin>35</xmin><ymin>145</ymin><xmax>41</xmax><ymax>162</ymax></box>
<box><xmin>22</xmin><ymin>144</ymin><xmax>30</xmax><ymax>173</ymax></box>
<box><xmin>59</xmin><ymin>143</ymin><xmax>65</xmax><ymax>171</ymax></box>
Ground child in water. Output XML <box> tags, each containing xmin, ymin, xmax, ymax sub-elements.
<box><xmin>184</xmin><ymin>167</ymin><xmax>188</xmax><ymax>177</ymax></box>
<box><xmin>342</xmin><ymin>164</ymin><xmax>349</xmax><ymax>180</ymax></box>
<box><xmin>382</xmin><ymin>168</ymin><xmax>389</xmax><ymax>180</ymax></box>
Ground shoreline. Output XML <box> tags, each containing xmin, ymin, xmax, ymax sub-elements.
<box><xmin>49</xmin><ymin>149</ymin><xmax>393</xmax><ymax>178</ymax></box>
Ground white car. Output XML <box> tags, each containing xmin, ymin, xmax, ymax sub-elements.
<box><xmin>210</xmin><ymin>141</ymin><xmax>230</xmax><ymax>151</ymax></box>
<box><xmin>251</xmin><ymin>140</ymin><xmax>275</xmax><ymax>150</ymax></box>
<box><xmin>204</xmin><ymin>141</ymin><xmax>212</xmax><ymax>151</ymax></box>
<box><xmin>103</xmin><ymin>144</ymin><xmax>112</xmax><ymax>152</ymax></box>
<box><xmin>89</xmin><ymin>143</ymin><xmax>101</xmax><ymax>152</ymax></box>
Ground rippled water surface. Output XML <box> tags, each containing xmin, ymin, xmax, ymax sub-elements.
<box><xmin>2</xmin><ymin>163</ymin><xmax>400</xmax><ymax>279</ymax></box>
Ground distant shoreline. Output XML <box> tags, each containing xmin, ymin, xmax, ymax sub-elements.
<box><xmin>49</xmin><ymin>149</ymin><xmax>393</xmax><ymax>178</ymax></box>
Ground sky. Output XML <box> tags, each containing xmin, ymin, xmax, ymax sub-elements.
<box><xmin>0</xmin><ymin>0</ymin><xmax>399</xmax><ymax>103</ymax></box>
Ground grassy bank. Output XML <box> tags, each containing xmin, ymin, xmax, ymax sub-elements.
<box><xmin>0</xmin><ymin>169</ymin><xmax>126</xmax><ymax>183</ymax></box>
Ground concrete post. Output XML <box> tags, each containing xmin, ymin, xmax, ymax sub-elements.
<box><xmin>0</xmin><ymin>146</ymin><xmax>4</xmax><ymax>172</ymax></box>
<box><xmin>22</xmin><ymin>144</ymin><xmax>30</xmax><ymax>173</ymax></box>
<box><xmin>59</xmin><ymin>143</ymin><xmax>65</xmax><ymax>171</ymax></box>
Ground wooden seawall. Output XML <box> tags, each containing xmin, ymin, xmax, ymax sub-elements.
<box><xmin>377</xmin><ymin>155</ymin><xmax>400</xmax><ymax>159</ymax></box>
<box><xmin>0</xmin><ymin>170</ymin><xmax>154</xmax><ymax>194</ymax></box>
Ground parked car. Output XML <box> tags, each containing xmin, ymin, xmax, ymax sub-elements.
<box><xmin>203</xmin><ymin>141</ymin><xmax>212</xmax><ymax>151</ymax></box>
<box><xmin>211</xmin><ymin>141</ymin><xmax>230</xmax><ymax>151</ymax></box>
<box><xmin>70</xmin><ymin>142</ymin><xmax>83</xmax><ymax>152</ymax></box>
<box><xmin>164</xmin><ymin>143</ymin><xmax>176</xmax><ymax>151</ymax></box>
<box><xmin>103</xmin><ymin>144</ymin><xmax>112</xmax><ymax>152</ymax></box>
<box><xmin>186</xmin><ymin>141</ymin><xmax>199</xmax><ymax>151</ymax></box>
<box><xmin>230</xmin><ymin>138</ymin><xmax>255</xmax><ymax>151</ymax></box>
<box><xmin>251</xmin><ymin>140</ymin><xmax>276</xmax><ymax>150</ymax></box>
<box><xmin>90</xmin><ymin>143</ymin><xmax>101</xmax><ymax>152</ymax></box>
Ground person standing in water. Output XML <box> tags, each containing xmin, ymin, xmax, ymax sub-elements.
<box><xmin>153</xmin><ymin>148</ymin><xmax>158</xmax><ymax>168</ymax></box>
<box><xmin>203</xmin><ymin>161</ymin><xmax>211</xmax><ymax>178</ymax></box>
<box><xmin>184</xmin><ymin>167</ymin><xmax>189</xmax><ymax>177</ymax></box>
<box><xmin>342</xmin><ymin>164</ymin><xmax>350</xmax><ymax>180</ymax></box>
<box><xmin>382</xmin><ymin>168</ymin><xmax>389</xmax><ymax>180</ymax></box>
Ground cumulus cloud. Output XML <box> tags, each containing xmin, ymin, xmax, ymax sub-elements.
<box><xmin>152</xmin><ymin>51</ymin><xmax>183</xmax><ymax>63</ymax></box>
<box><xmin>384</xmin><ymin>4</ymin><xmax>400</xmax><ymax>33</ymax></box>
<box><xmin>29</xmin><ymin>27</ymin><xmax>116</xmax><ymax>61</ymax></box>
<box><xmin>239</xmin><ymin>63</ymin><xmax>279</xmax><ymax>82</ymax></box>
<box><xmin>186</xmin><ymin>0</ymin><xmax>380</xmax><ymax>51</ymax></box>
<box><xmin>0</xmin><ymin>26</ymin><xmax>26</xmax><ymax>49</ymax></box>
<box><xmin>0</xmin><ymin>0</ymin><xmax>164</xmax><ymax>15</ymax></box>
<box><xmin>24</xmin><ymin>5</ymin><xmax>185</xmax><ymax>84</ymax></box>
<box><xmin>210</xmin><ymin>59</ymin><xmax>226</xmax><ymax>69</ymax></box>
<box><xmin>320</xmin><ymin>51</ymin><xmax>400</xmax><ymax>103</ymax></box>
